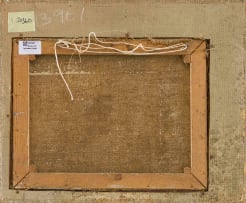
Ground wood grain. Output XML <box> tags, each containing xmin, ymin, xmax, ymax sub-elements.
<box><xmin>190</xmin><ymin>41</ymin><xmax>207</xmax><ymax>187</ymax></box>
<box><xmin>17</xmin><ymin>172</ymin><xmax>205</xmax><ymax>190</ymax></box>
<box><xmin>12</xmin><ymin>40</ymin><xmax>30</xmax><ymax>186</ymax></box>
<box><xmin>15</xmin><ymin>38</ymin><xmax>203</xmax><ymax>56</ymax></box>
<box><xmin>12</xmin><ymin>38</ymin><xmax>207</xmax><ymax>190</ymax></box>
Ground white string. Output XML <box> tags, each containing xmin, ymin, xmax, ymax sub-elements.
<box><xmin>54</xmin><ymin>41</ymin><xmax>74</xmax><ymax>100</ymax></box>
<box><xmin>54</xmin><ymin>32</ymin><xmax>188</xmax><ymax>100</ymax></box>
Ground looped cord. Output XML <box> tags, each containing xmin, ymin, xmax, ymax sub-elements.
<box><xmin>54</xmin><ymin>32</ymin><xmax>188</xmax><ymax>100</ymax></box>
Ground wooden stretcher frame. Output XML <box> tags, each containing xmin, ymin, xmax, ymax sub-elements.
<box><xmin>12</xmin><ymin>38</ymin><xmax>208</xmax><ymax>191</ymax></box>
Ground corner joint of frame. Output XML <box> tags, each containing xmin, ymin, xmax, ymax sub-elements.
<box><xmin>13</xmin><ymin>171</ymin><xmax>30</xmax><ymax>189</ymax></box>
<box><xmin>191</xmin><ymin>172</ymin><xmax>207</xmax><ymax>190</ymax></box>
<box><xmin>190</xmin><ymin>40</ymin><xmax>207</xmax><ymax>56</ymax></box>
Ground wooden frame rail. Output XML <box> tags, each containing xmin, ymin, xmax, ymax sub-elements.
<box><xmin>12</xmin><ymin>38</ymin><xmax>208</xmax><ymax>191</ymax></box>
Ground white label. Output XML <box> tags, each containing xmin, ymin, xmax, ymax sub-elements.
<box><xmin>19</xmin><ymin>41</ymin><xmax>41</xmax><ymax>55</ymax></box>
<box><xmin>8</xmin><ymin>11</ymin><xmax>35</xmax><ymax>33</ymax></box>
